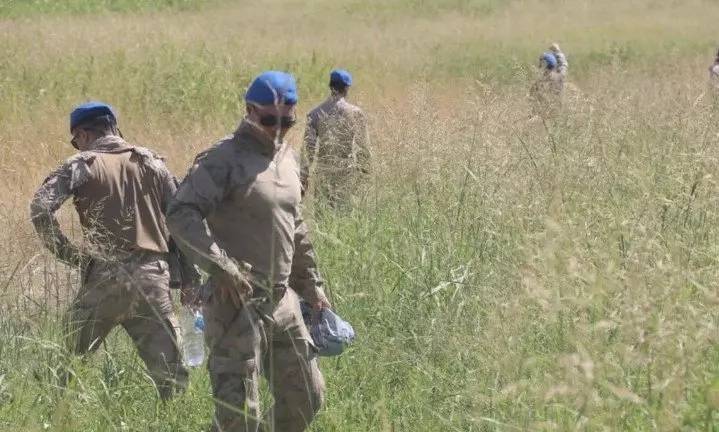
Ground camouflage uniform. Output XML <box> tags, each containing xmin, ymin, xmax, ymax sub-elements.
<box><xmin>167</xmin><ymin>120</ymin><xmax>327</xmax><ymax>432</ymax></box>
<box><xmin>302</xmin><ymin>95</ymin><xmax>370</xmax><ymax>202</ymax></box>
<box><xmin>30</xmin><ymin>135</ymin><xmax>195</xmax><ymax>400</ymax></box>
<box><xmin>530</xmin><ymin>69</ymin><xmax>565</xmax><ymax>116</ymax></box>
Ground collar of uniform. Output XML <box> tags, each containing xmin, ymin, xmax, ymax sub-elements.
<box><xmin>88</xmin><ymin>135</ymin><xmax>131</xmax><ymax>153</ymax></box>
<box><xmin>235</xmin><ymin>120</ymin><xmax>282</xmax><ymax>157</ymax></box>
<box><xmin>328</xmin><ymin>94</ymin><xmax>345</xmax><ymax>104</ymax></box>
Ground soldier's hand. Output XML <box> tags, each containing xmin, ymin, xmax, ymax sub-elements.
<box><xmin>308</xmin><ymin>295</ymin><xmax>332</xmax><ymax>324</ymax></box>
<box><xmin>216</xmin><ymin>263</ymin><xmax>253</xmax><ymax>308</ymax></box>
<box><xmin>312</xmin><ymin>294</ymin><xmax>332</xmax><ymax>312</ymax></box>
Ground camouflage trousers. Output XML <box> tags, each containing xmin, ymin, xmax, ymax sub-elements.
<box><xmin>204</xmin><ymin>285</ymin><xmax>325</xmax><ymax>432</ymax></box>
<box><xmin>312</xmin><ymin>167</ymin><xmax>362</xmax><ymax>207</ymax></box>
<box><xmin>64</xmin><ymin>253</ymin><xmax>187</xmax><ymax>400</ymax></box>
<box><xmin>530</xmin><ymin>75</ymin><xmax>564</xmax><ymax>110</ymax></box>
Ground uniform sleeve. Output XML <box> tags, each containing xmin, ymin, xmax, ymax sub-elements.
<box><xmin>301</xmin><ymin>113</ymin><xmax>319</xmax><ymax>192</ymax></box>
<box><xmin>29</xmin><ymin>158</ymin><xmax>91</xmax><ymax>266</ymax></box>
<box><xmin>166</xmin><ymin>149</ymin><xmax>240</xmax><ymax>277</ymax></box>
<box><xmin>162</xmin><ymin>171</ymin><xmax>202</xmax><ymax>289</ymax></box>
<box><xmin>354</xmin><ymin>110</ymin><xmax>372</xmax><ymax>175</ymax></box>
<box><xmin>289</xmin><ymin>210</ymin><xmax>328</xmax><ymax>304</ymax></box>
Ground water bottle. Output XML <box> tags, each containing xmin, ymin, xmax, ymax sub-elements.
<box><xmin>181</xmin><ymin>307</ymin><xmax>205</xmax><ymax>367</ymax></box>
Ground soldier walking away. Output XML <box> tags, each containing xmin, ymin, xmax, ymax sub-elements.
<box><xmin>302</xmin><ymin>68</ymin><xmax>370</xmax><ymax>205</ymax></box>
<box><xmin>30</xmin><ymin>101</ymin><xmax>198</xmax><ymax>400</ymax></box>
<box><xmin>167</xmin><ymin>71</ymin><xmax>331</xmax><ymax>432</ymax></box>
<box><xmin>549</xmin><ymin>42</ymin><xmax>568</xmax><ymax>78</ymax></box>
<box><xmin>530</xmin><ymin>52</ymin><xmax>565</xmax><ymax>116</ymax></box>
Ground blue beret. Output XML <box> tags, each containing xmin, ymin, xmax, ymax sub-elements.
<box><xmin>541</xmin><ymin>52</ymin><xmax>557</xmax><ymax>70</ymax></box>
<box><xmin>330</xmin><ymin>69</ymin><xmax>352</xmax><ymax>87</ymax></box>
<box><xmin>70</xmin><ymin>101</ymin><xmax>117</xmax><ymax>132</ymax></box>
<box><xmin>245</xmin><ymin>71</ymin><xmax>298</xmax><ymax>106</ymax></box>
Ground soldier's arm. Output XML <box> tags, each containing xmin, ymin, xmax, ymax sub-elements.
<box><xmin>301</xmin><ymin>114</ymin><xmax>319</xmax><ymax>191</ymax></box>
<box><xmin>166</xmin><ymin>150</ymin><xmax>240</xmax><ymax>277</ymax></box>
<box><xmin>354</xmin><ymin>110</ymin><xmax>371</xmax><ymax>174</ymax></box>
<box><xmin>29</xmin><ymin>159</ymin><xmax>90</xmax><ymax>267</ymax></box>
<box><xmin>290</xmin><ymin>211</ymin><xmax>330</xmax><ymax>307</ymax></box>
<box><xmin>159</xmin><ymin>166</ymin><xmax>202</xmax><ymax>289</ymax></box>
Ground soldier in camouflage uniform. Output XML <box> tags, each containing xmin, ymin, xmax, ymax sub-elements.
<box><xmin>530</xmin><ymin>52</ymin><xmax>565</xmax><ymax>116</ymax></box>
<box><xmin>30</xmin><ymin>102</ymin><xmax>198</xmax><ymax>400</ymax></box>
<box><xmin>302</xmin><ymin>69</ymin><xmax>370</xmax><ymax>204</ymax></box>
<box><xmin>167</xmin><ymin>71</ymin><xmax>330</xmax><ymax>432</ymax></box>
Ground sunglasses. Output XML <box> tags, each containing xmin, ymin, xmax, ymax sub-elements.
<box><xmin>70</xmin><ymin>134</ymin><xmax>80</xmax><ymax>149</ymax></box>
<box><xmin>70</xmin><ymin>127</ymin><xmax>106</xmax><ymax>149</ymax></box>
<box><xmin>258</xmin><ymin>114</ymin><xmax>297</xmax><ymax>128</ymax></box>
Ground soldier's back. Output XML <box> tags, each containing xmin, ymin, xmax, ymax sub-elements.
<box><xmin>74</xmin><ymin>139</ymin><xmax>171</xmax><ymax>254</ymax></box>
<box><xmin>309</xmin><ymin>97</ymin><xmax>363</xmax><ymax>162</ymax></box>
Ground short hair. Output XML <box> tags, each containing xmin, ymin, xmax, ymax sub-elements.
<box><xmin>330</xmin><ymin>81</ymin><xmax>349</xmax><ymax>93</ymax></box>
<box><xmin>75</xmin><ymin>115</ymin><xmax>116</xmax><ymax>134</ymax></box>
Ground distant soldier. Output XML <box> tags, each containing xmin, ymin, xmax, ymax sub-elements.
<box><xmin>549</xmin><ymin>42</ymin><xmax>568</xmax><ymax>77</ymax></box>
<box><xmin>709</xmin><ymin>48</ymin><xmax>719</xmax><ymax>91</ymax></box>
<box><xmin>30</xmin><ymin>102</ymin><xmax>198</xmax><ymax>400</ymax></box>
<box><xmin>302</xmin><ymin>69</ymin><xmax>370</xmax><ymax>204</ymax></box>
<box><xmin>167</xmin><ymin>71</ymin><xmax>330</xmax><ymax>432</ymax></box>
<box><xmin>530</xmin><ymin>52</ymin><xmax>565</xmax><ymax>114</ymax></box>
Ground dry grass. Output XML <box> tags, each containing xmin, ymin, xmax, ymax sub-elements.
<box><xmin>2</xmin><ymin>0</ymin><xmax>719</xmax><ymax>430</ymax></box>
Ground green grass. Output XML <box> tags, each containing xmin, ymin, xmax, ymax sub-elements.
<box><xmin>0</xmin><ymin>0</ymin><xmax>215</xmax><ymax>17</ymax></box>
<box><xmin>3</xmin><ymin>0</ymin><xmax>719</xmax><ymax>430</ymax></box>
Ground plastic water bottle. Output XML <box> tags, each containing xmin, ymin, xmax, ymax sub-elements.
<box><xmin>181</xmin><ymin>307</ymin><xmax>205</xmax><ymax>367</ymax></box>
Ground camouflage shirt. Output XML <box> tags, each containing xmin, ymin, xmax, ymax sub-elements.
<box><xmin>302</xmin><ymin>95</ymin><xmax>370</xmax><ymax>189</ymax></box>
<box><xmin>30</xmin><ymin>135</ymin><xmax>199</xmax><ymax>286</ymax></box>
<box><xmin>166</xmin><ymin>120</ymin><xmax>327</xmax><ymax>304</ymax></box>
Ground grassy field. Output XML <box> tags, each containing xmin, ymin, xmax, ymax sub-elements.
<box><xmin>3</xmin><ymin>0</ymin><xmax>719</xmax><ymax>430</ymax></box>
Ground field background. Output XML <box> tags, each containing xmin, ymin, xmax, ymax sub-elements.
<box><xmin>2</xmin><ymin>0</ymin><xmax>719</xmax><ymax>430</ymax></box>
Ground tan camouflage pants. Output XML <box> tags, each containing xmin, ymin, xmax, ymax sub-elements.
<box><xmin>204</xmin><ymin>286</ymin><xmax>325</xmax><ymax>432</ymax></box>
<box><xmin>312</xmin><ymin>167</ymin><xmax>362</xmax><ymax>207</ymax></box>
<box><xmin>64</xmin><ymin>254</ymin><xmax>187</xmax><ymax>400</ymax></box>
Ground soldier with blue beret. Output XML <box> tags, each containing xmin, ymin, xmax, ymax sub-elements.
<box><xmin>303</xmin><ymin>68</ymin><xmax>371</xmax><ymax>204</ymax></box>
<box><xmin>30</xmin><ymin>101</ymin><xmax>199</xmax><ymax>400</ymax></box>
<box><xmin>531</xmin><ymin>52</ymin><xmax>565</xmax><ymax>115</ymax></box>
<box><xmin>167</xmin><ymin>71</ymin><xmax>330</xmax><ymax>432</ymax></box>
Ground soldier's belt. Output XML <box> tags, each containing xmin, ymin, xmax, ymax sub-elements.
<box><xmin>246</xmin><ymin>271</ymin><xmax>288</xmax><ymax>301</ymax></box>
<box><xmin>103</xmin><ymin>249</ymin><xmax>168</xmax><ymax>263</ymax></box>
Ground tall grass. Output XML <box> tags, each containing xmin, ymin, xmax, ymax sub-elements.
<box><xmin>2</xmin><ymin>0</ymin><xmax>719</xmax><ymax>430</ymax></box>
